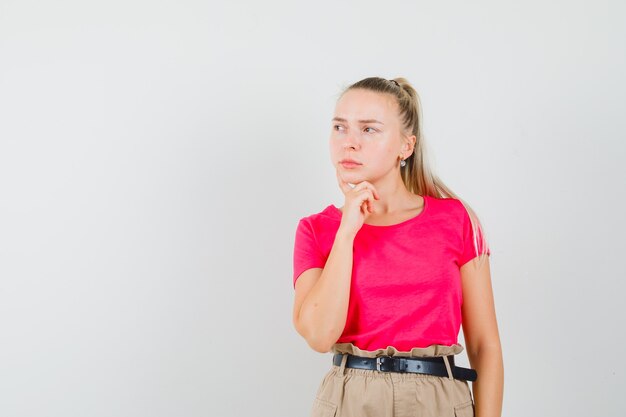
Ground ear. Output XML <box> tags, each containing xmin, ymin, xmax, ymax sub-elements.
<box><xmin>404</xmin><ymin>134</ymin><xmax>417</xmax><ymax>153</ymax></box>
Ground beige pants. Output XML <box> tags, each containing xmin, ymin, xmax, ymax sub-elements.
<box><xmin>311</xmin><ymin>343</ymin><xmax>475</xmax><ymax>417</ymax></box>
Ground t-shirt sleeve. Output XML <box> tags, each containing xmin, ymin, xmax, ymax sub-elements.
<box><xmin>458</xmin><ymin>205</ymin><xmax>491</xmax><ymax>267</ymax></box>
<box><xmin>292</xmin><ymin>218</ymin><xmax>326</xmax><ymax>288</ymax></box>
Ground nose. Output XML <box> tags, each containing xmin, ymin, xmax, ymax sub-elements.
<box><xmin>343</xmin><ymin>133</ymin><xmax>360</xmax><ymax>150</ymax></box>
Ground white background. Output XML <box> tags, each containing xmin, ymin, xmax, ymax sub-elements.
<box><xmin>1</xmin><ymin>1</ymin><xmax>624</xmax><ymax>416</ymax></box>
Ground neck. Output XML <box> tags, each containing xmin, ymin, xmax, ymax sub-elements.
<box><xmin>367</xmin><ymin>175</ymin><xmax>417</xmax><ymax>214</ymax></box>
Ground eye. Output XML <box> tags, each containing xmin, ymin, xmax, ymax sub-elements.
<box><xmin>364</xmin><ymin>127</ymin><xmax>376</xmax><ymax>133</ymax></box>
<box><xmin>333</xmin><ymin>124</ymin><xmax>344</xmax><ymax>131</ymax></box>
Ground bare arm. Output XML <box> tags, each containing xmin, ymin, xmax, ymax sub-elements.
<box><xmin>460</xmin><ymin>255</ymin><xmax>504</xmax><ymax>417</ymax></box>
<box><xmin>292</xmin><ymin>169</ymin><xmax>379</xmax><ymax>353</ymax></box>
<box><xmin>292</xmin><ymin>228</ymin><xmax>355</xmax><ymax>353</ymax></box>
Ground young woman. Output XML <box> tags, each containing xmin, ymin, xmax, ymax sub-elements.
<box><xmin>292</xmin><ymin>77</ymin><xmax>503</xmax><ymax>417</ymax></box>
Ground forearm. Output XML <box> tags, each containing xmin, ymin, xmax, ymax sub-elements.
<box><xmin>298</xmin><ymin>229</ymin><xmax>355</xmax><ymax>352</ymax></box>
<box><xmin>468</xmin><ymin>344</ymin><xmax>504</xmax><ymax>417</ymax></box>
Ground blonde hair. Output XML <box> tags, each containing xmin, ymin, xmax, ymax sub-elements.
<box><xmin>338</xmin><ymin>76</ymin><xmax>490</xmax><ymax>269</ymax></box>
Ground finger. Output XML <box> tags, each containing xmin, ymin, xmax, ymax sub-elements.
<box><xmin>360</xmin><ymin>199</ymin><xmax>371</xmax><ymax>215</ymax></box>
<box><xmin>363</xmin><ymin>200</ymin><xmax>371</xmax><ymax>214</ymax></box>
<box><xmin>359</xmin><ymin>197</ymin><xmax>371</xmax><ymax>214</ymax></box>
<box><xmin>367</xmin><ymin>192</ymin><xmax>376</xmax><ymax>213</ymax></box>
<box><xmin>353</xmin><ymin>181</ymin><xmax>380</xmax><ymax>200</ymax></box>
<box><xmin>358</xmin><ymin>190</ymin><xmax>376</xmax><ymax>213</ymax></box>
<box><xmin>364</xmin><ymin>183</ymin><xmax>380</xmax><ymax>200</ymax></box>
<box><xmin>335</xmin><ymin>166</ymin><xmax>353</xmax><ymax>194</ymax></box>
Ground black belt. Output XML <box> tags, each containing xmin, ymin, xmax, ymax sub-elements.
<box><xmin>333</xmin><ymin>353</ymin><xmax>477</xmax><ymax>382</ymax></box>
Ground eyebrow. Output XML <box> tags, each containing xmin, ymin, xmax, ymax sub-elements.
<box><xmin>332</xmin><ymin>117</ymin><xmax>384</xmax><ymax>125</ymax></box>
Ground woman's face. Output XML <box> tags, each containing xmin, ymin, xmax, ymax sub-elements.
<box><xmin>330</xmin><ymin>88</ymin><xmax>407</xmax><ymax>184</ymax></box>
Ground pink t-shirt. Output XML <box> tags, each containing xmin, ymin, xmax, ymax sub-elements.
<box><xmin>292</xmin><ymin>195</ymin><xmax>490</xmax><ymax>351</ymax></box>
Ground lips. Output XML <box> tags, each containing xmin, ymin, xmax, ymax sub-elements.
<box><xmin>340</xmin><ymin>159</ymin><xmax>362</xmax><ymax>165</ymax></box>
<box><xmin>339</xmin><ymin>156</ymin><xmax>362</xmax><ymax>169</ymax></box>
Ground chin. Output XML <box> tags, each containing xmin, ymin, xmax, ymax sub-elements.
<box><xmin>339</xmin><ymin>170</ymin><xmax>364</xmax><ymax>178</ymax></box>
<box><xmin>342</xmin><ymin>174</ymin><xmax>370</xmax><ymax>185</ymax></box>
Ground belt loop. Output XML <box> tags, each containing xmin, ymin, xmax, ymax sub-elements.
<box><xmin>339</xmin><ymin>354</ymin><xmax>348</xmax><ymax>376</ymax></box>
<box><xmin>442</xmin><ymin>355</ymin><xmax>454</xmax><ymax>380</ymax></box>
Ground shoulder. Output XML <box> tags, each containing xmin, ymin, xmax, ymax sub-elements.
<box><xmin>293</xmin><ymin>204</ymin><xmax>341</xmax><ymax>250</ymax></box>
<box><xmin>296</xmin><ymin>204</ymin><xmax>341</xmax><ymax>227</ymax></box>
<box><xmin>425</xmin><ymin>195</ymin><xmax>468</xmax><ymax>221</ymax></box>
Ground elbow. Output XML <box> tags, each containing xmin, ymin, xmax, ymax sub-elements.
<box><xmin>294</xmin><ymin>320</ymin><xmax>337</xmax><ymax>353</ymax></box>
<box><xmin>307</xmin><ymin>337</ymin><xmax>334</xmax><ymax>353</ymax></box>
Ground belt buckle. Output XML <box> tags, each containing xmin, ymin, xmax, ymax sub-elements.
<box><xmin>376</xmin><ymin>356</ymin><xmax>389</xmax><ymax>372</ymax></box>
